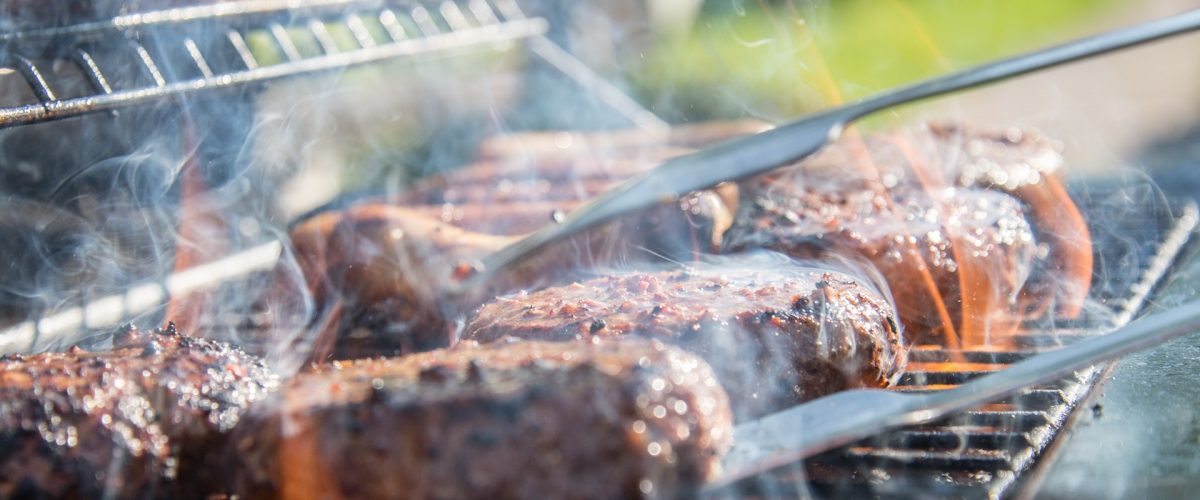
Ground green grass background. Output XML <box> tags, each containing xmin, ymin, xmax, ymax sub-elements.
<box><xmin>628</xmin><ymin>0</ymin><xmax>1121</xmax><ymax>122</ymax></box>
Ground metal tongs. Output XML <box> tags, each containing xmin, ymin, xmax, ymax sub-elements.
<box><xmin>708</xmin><ymin>300</ymin><xmax>1200</xmax><ymax>489</ymax></box>
<box><xmin>443</xmin><ymin>8</ymin><xmax>1200</xmax><ymax>299</ymax></box>
<box><xmin>436</xmin><ymin>8</ymin><xmax>1200</xmax><ymax>488</ymax></box>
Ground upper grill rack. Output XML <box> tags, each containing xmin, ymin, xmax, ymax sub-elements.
<box><xmin>0</xmin><ymin>0</ymin><xmax>667</xmax><ymax>353</ymax></box>
<box><xmin>0</xmin><ymin>0</ymin><xmax>550</xmax><ymax>129</ymax></box>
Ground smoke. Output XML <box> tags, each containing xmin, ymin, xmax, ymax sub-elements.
<box><xmin>0</xmin><ymin>1</ymin><xmax>544</xmax><ymax>366</ymax></box>
<box><xmin>1</xmin><ymin>2</ymin><xmax>1197</xmax><ymax>499</ymax></box>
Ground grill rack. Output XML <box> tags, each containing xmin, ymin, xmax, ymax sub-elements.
<box><xmin>711</xmin><ymin>194</ymin><xmax>1198</xmax><ymax>499</ymax></box>
<box><xmin>0</xmin><ymin>0</ymin><xmax>664</xmax><ymax>353</ymax></box>
<box><xmin>1</xmin><ymin>2</ymin><xmax>1197</xmax><ymax>498</ymax></box>
<box><xmin>0</xmin><ymin>0</ymin><xmax>663</xmax><ymax>133</ymax></box>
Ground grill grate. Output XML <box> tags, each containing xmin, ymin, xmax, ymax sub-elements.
<box><xmin>712</xmin><ymin>194</ymin><xmax>1198</xmax><ymax>499</ymax></box>
<box><xmin>0</xmin><ymin>0</ymin><xmax>663</xmax><ymax>353</ymax></box>
<box><xmin>0</xmin><ymin>0</ymin><xmax>551</xmax><ymax>129</ymax></box>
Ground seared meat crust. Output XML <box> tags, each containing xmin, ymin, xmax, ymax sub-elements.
<box><xmin>464</xmin><ymin>256</ymin><xmax>904</xmax><ymax>418</ymax></box>
<box><xmin>728</xmin><ymin>124</ymin><xmax>1091</xmax><ymax>346</ymax></box>
<box><xmin>0</xmin><ymin>324</ymin><xmax>278</xmax><ymax>499</ymax></box>
<box><xmin>270</xmin><ymin>122</ymin><xmax>761</xmax><ymax>362</ymax></box>
<box><xmin>231</xmin><ymin>339</ymin><xmax>733</xmax><ymax>499</ymax></box>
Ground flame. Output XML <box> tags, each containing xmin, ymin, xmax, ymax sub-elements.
<box><xmin>782</xmin><ymin>3</ymin><xmax>844</xmax><ymax>106</ymax></box>
<box><xmin>907</xmin><ymin>361</ymin><xmax>1003</xmax><ymax>373</ymax></box>
<box><xmin>883</xmin><ymin>0</ymin><xmax>952</xmax><ymax>70</ymax></box>
<box><xmin>781</xmin><ymin>4</ymin><xmax>966</xmax><ymax>351</ymax></box>
<box><xmin>165</xmin><ymin>115</ymin><xmax>229</xmax><ymax>329</ymax></box>
<box><xmin>891</xmin><ymin>135</ymin><xmax>1022</xmax><ymax>349</ymax></box>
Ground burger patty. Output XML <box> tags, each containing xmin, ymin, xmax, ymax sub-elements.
<box><xmin>0</xmin><ymin>324</ymin><xmax>278</xmax><ymax>498</ymax></box>
<box><xmin>462</xmin><ymin>254</ymin><xmax>904</xmax><ymax>419</ymax></box>
<box><xmin>229</xmin><ymin>339</ymin><xmax>733</xmax><ymax>499</ymax></box>
<box><xmin>280</xmin><ymin>198</ymin><xmax>728</xmax><ymax>361</ymax></box>
<box><xmin>267</xmin><ymin>123</ymin><xmax>758</xmax><ymax>362</ymax></box>
<box><xmin>730</xmin><ymin>181</ymin><xmax>1037</xmax><ymax>346</ymax></box>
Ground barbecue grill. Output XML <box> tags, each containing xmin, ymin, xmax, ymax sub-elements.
<box><xmin>0</xmin><ymin>1</ymin><xmax>1196</xmax><ymax>498</ymax></box>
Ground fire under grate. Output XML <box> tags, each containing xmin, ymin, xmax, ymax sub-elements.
<box><xmin>710</xmin><ymin>189</ymin><xmax>1198</xmax><ymax>499</ymax></box>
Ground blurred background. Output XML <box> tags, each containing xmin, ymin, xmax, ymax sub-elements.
<box><xmin>558</xmin><ymin>0</ymin><xmax>1199</xmax><ymax>173</ymax></box>
<box><xmin>267</xmin><ymin>0</ymin><xmax>1199</xmax><ymax>218</ymax></box>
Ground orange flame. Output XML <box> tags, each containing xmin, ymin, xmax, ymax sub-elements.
<box><xmin>165</xmin><ymin>115</ymin><xmax>229</xmax><ymax>330</ymax></box>
<box><xmin>787</xmin><ymin>10</ymin><xmax>963</xmax><ymax>351</ymax></box>
<box><xmin>890</xmin><ymin>134</ymin><xmax>1021</xmax><ymax>349</ymax></box>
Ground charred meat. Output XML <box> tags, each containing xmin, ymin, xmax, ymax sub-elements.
<box><xmin>269</xmin><ymin>123</ymin><xmax>764</xmax><ymax>362</ymax></box>
<box><xmin>279</xmin><ymin>202</ymin><xmax>686</xmax><ymax>360</ymax></box>
<box><xmin>230</xmin><ymin>339</ymin><xmax>733</xmax><ymax>499</ymax></box>
<box><xmin>727</xmin><ymin>124</ymin><xmax>1091</xmax><ymax>346</ymax></box>
<box><xmin>0</xmin><ymin>324</ymin><xmax>278</xmax><ymax>498</ymax></box>
<box><xmin>463</xmin><ymin>255</ymin><xmax>904</xmax><ymax>418</ymax></box>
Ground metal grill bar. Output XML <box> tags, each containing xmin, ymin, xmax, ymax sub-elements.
<box><xmin>12</xmin><ymin>55</ymin><xmax>55</xmax><ymax>102</ymax></box>
<box><xmin>132</xmin><ymin>42</ymin><xmax>168</xmax><ymax>87</ymax></box>
<box><xmin>345</xmin><ymin>14</ymin><xmax>378</xmax><ymax>48</ymax></box>
<box><xmin>378</xmin><ymin>9</ymin><xmax>411</xmax><ymax>41</ymax></box>
<box><xmin>0</xmin><ymin>1</ymin><xmax>549</xmax><ymax>129</ymax></box>
<box><xmin>2</xmin><ymin>0</ymin><xmax>408</xmax><ymax>41</ymax></box>
<box><xmin>268</xmin><ymin>23</ymin><xmax>304</xmax><ymax>62</ymax></box>
<box><xmin>70</xmin><ymin>49</ymin><xmax>113</xmax><ymax>94</ymax></box>
<box><xmin>226</xmin><ymin>29</ymin><xmax>260</xmax><ymax>70</ymax></box>
<box><xmin>307</xmin><ymin>20</ymin><xmax>341</xmax><ymax>55</ymax></box>
<box><xmin>184</xmin><ymin>39</ymin><xmax>216</xmax><ymax>79</ymax></box>
<box><xmin>0</xmin><ymin>242</ymin><xmax>283</xmax><ymax>354</ymax></box>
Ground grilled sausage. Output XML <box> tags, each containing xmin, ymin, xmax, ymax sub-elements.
<box><xmin>230</xmin><ymin>339</ymin><xmax>733</xmax><ymax>499</ymax></box>
<box><xmin>463</xmin><ymin>254</ymin><xmax>905</xmax><ymax>419</ymax></box>
<box><xmin>0</xmin><ymin>324</ymin><xmax>277</xmax><ymax>498</ymax></box>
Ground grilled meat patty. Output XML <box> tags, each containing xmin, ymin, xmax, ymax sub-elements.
<box><xmin>282</xmin><ymin>201</ymin><xmax>712</xmax><ymax>361</ymax></box>
<box><xmin>230</xmin><ymin>339</ymin><xmax>733</xmax><ymax>499</ymax></box>
<box><xmin>269</xmin><ymin>122</ymin><xmax>762</xmax><ymax>362</ymax></box>
<box><xmin>463</xmin><ymin>254</ymin><xmax>904</xmax><ymax>418</ymax></box>
<box><xmin>727</xmin><ymin>124</ymin><xmax>1091</xmax><ymax>346</ymax></box>
<box><xmin>0</xmin><ymin>324</ymin><xmax>278</xmax><ymax>498</ymax></box>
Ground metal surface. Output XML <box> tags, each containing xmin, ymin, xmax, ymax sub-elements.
<box><xmin>1026</xmin><ymin>144</ymin><xmax>1200</xmax><ymax>499</ymax></box>
<box><xmin>0</xmin><ymin>0</ymin><xmax>549</xmax><ymax>129</ymax></box>
<box><xmin>452</xmin><ymin>9</ymin><xmax>1200</xmax><ymax>298</ymax></box>
<box><xmin>0</xmin><ymin>242</ymin><xmax>282</xmax><ymax>354</ymax></box>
